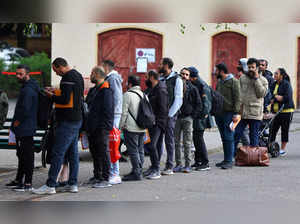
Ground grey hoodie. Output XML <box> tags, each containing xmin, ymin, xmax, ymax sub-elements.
<box><xmin>105</xmin><ymin>70</ymin><xmax>123</xmax><ymax>118</ymax></box>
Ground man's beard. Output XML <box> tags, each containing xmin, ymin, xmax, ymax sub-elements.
<box><xmin>145</xmin><ymin>79</ymin><xmax>152</xmax><ymax>88</ymax></box>
<box><xmin>17</xmin><ymin>77</ymin><xmax>26</xmax><ymax>84</ymax></box>
<box><xmin>158</xmin><ymin>68</ymin><xmax>165</xmax><ymax>74</ymax></box>
<box><xmin>91</xmin><ymin>78</ymin><xmax>97</xmax><ymax>84</ymax></box>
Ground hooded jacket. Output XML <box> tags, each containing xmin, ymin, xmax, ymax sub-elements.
<box><xmin>105</xmin><ymin>70</ymin><xmax>123</xmax><ymax>120</ymax></box>
<box><xmin>11</xmin><ymin>79</ymin><xmax>39</xmax><ymax>137</ymax></box>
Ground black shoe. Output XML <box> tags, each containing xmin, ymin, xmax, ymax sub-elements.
<box><xmin>221</xmin><ymin>162</ymin><xmax>233</xmax><ymax>169</ymax></box>
<box><xmin>13</xmin><ymin>184</ymin><xmax>33</xmax><ymax>192</ymax></box>
<box><xmin>196</xmin><ymin>163</ymin><xmax>211</xmax><ymax>171</ymax></box>
<box><xmin>143</xmin><ymin>167</ymin><xmax>153</xmax><ymax>177</ymax></box>
<box><xmin>122</xmin><ymin>173</ymin><xmax>142</xmax><ymax>181</ymax></box>
<box><xmin>191</xmin><ymin>162</ymin><xmax>201</xmax><ymax>168</ymax></box>
<box><xmin>215</xmin><ymin>161</ymin><xmax>225</xmax><ymax>168</ymax></box>
<box><xmin>6</xmin><ymin>180</ymin><xmax>20</xmax><ymax>188</ymax></box>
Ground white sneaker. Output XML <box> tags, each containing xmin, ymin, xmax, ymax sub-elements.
<box><xmin>32</xmin><ymin>185</ymin><xmax>56</xmax><ymax>195</ymax></box>
<box><xmin>280</xmin><ymin>150</ymin><xmax>287</xmax><ymax>157</ymax></box>
<box><xmin>63</xmin><ymin>185</ymin><xmax>79</xmax><ymax>193</ymax></box>
<box><xmin>109</xmin><ymin>175</ymin><xmax>122</xmax><ymax>185</ymax></box>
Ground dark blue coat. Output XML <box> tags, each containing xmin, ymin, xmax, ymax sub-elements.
<box><xmin>87</xmin><ymin>82</ymin><xmax>114</xmax><ymax>133</ymax></box>
<box><xmin>270</xmin><ymin>79</ymin><xmax>295</xmax><ymax>112</ymax></box>
<box><xmin>11</xmin><ymin>79</ymin><xmax>39</xmax><ymax>137</ymax></box>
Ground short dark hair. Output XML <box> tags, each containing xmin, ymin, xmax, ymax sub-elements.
<box><xmin>128</xmin><ymin>75</ymin><xmax>140</xmax><ymax>87</ymax></box>
<box><xmin>17</xmin><ymin>64</ymin><xmax>30</xmax><ymax>73</ymax></box>
<box><xmin>247</xmin><ymin>58</ymin><xmax>259</xmax><ymax>67</ymax></box>
<box><xmin>93</xmin><ymin>66</ymin><xmax>106</xmax><ymax>79</ymax></box>
<box><xmin>259</xmin><ymin>59</ymin><xmax>268</xmax><ymax>67</ymax></box>
<box><xmin>216</xmin><ymin>63</ymin><xmax>228</xmax><ymax>74</ymax></box>
<box><xmin>148</xmin><ymin>70</ymin><xmax>160</xmax><ymax>80</ymax></box>
<box><xmin>103</xmin><ymin>60</ymin><xmax>115</xmax><ymax>68</ymax></box>
<box><xmin>52</xmin><ymin>57</ymin><xmax>68</xmax><ymax>68</ymax></box>
<box><xmin>181</xmin><ymin>67</ymin><xmax>190</xmax><ymax>73</ymax></box>
<box><xmin>162</xmin><ymin>57</ymin><xmax>174</xmax><ymax>69</ymax></box>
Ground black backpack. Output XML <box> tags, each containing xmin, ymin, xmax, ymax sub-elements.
<box><xmin>209</xmin><ymin>87</ymin><xmax>224</xmax><ymax>116</ymax></box>
<box><xmin>128</xmin><ymin>91</ymin><xmax>155</xmax><ymax>129</ymax></box>
<box><xmin>37</xmin><ymin>90</ymin><xmax>53</xmax><ymax>130</ymax></box>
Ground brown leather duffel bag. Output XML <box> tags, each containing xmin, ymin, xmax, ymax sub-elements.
<box><xmin>235</xmin><ymin>146</ymin><xmax>270</xmax><ymax>166</ymax></box>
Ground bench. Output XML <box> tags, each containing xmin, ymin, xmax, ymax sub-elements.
<box><xmin>0</xmin><ymin>118</ymin><xmax>45</xmax><ymax>150</ymax></box>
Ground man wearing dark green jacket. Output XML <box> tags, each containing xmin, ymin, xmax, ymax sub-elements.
<box><xmin>214</xmin><ymin>63</ymin><xmax>241</xmax><ymax>169</ymax></box>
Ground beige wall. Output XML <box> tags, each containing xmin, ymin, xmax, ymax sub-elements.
<box><xmin>52</xmin><ymin>23</ymin><xmax>300</xmax><ymax>104</ymax></box>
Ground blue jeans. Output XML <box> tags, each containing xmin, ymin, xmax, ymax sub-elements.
<box><xmin>110</xmin><ymin>115</ymin><xmax>121</xmax><ymax>177</ymax></box>
<box><xmin>234</xmin><ymin>119</ymin><xmax>261</xmax><ymax>153</ymax></box>
<box><xmin>215</xmin><ymin>112</ymin><xmax>235</xmax><ymax>163</ymax></box>
<box><xmin>46</xmin><ymin>120</ymin><xmax>82</xmax><ymax>187</ymax></box>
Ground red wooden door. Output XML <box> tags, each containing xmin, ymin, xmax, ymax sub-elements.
<box><xmin>211</xmin><ymin>32</ymin><xmax>247</xmax><ymax>89</ymax></box>
<box><xmin>98</xmin><ymin>28</ymin><xmax>163</xmax><ymax>91</ymax></box>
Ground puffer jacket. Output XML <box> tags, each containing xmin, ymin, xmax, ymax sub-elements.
<box><xmin>239</xmin><ymin>74</ymin><xmax>268</xmax><ymax>120</ymax></box>
<box><xmin>119</xmin><ymin>86</ymin><xmax>146</xmax><ymax>133</ymax></box>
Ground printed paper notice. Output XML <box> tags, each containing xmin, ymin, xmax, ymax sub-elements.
<box><xmin>137</xmin><ymin>57</ymin><xmax>148</xmax><ymax>73</ymax></box>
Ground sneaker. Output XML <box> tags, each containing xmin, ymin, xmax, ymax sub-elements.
<box><xmin>32</xmin><ymin>185</ymin><xmax>56</xmax><ymax>195</ymax></box>
<box><xmin>63</xmin><ymin>185</ymin><xmax>79</xmax><ymax>193</ymax></box>
<box><xmin>13</xmin><ymin>184</ymin><xmax>33</xmax><ymax>192</ymax></box>
<box><xmin>109</xmin><ymin>175</ymin><xmax>122</xmax><ymax>185</ymax></box>
<box><xmin>5</xmin><ymin>180</ymin><xmax>20</xmax><ymax>188</ymax></box>
<box><xmin>221</xmin><ymin>162</ymin><xmax>233</xmax><ymax>169</ymax></box>
<box><xmin>84</xmin><ymin>177</ymin><xmax>99</xmax><ymax>185</ymax></box>
<box><xmin>161</xmin><ymin>168</ymin><xmax>174</xmax><ymax>176</ymax></box>
<box><xmin>122</xmin><ymin>173</ymin><xmax>142</xmax><ymax>182</ymax></box>
<box><xmin>143</xmin><ymin>167</ymin><xmax>154</xmax><ymax>177</ymax></box>
<box><xmin>173</xmin><ymin>165</ymin><xmax>183</xmax><ymax>173</ymax></box>
<box><xmin>280</xmin><ymin>150</ymin><xmax>287</xmax><ymax>157</ymax></box>
<box><xmin>191</xmin><ymin>163</ymin><xmax>201</xmax><ymax>168</ymax></box>
<box><xmin>92</xmin><ymin>181</ymin><xmax>112</xmax><ymax>188</ymax></box>
<box><xmin>215</xmin><ymin>161</ymin><xmax>225</xmax><ymax>168</ymax></box>
<box><xmin>196</xmin><ymin>163</ymin><xmax>211</xmax><ymax>171</ymax></box>
<box><xmin>182</xmin><ymin>166</ymin><xmax>192</xmax><ymax>173</ymax></box>
<box><xmin>146</xmin><ymin>171</ymin><xmax>161</xmax><ymax>180</ymax></box>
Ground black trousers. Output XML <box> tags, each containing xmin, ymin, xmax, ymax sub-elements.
<box><xmin>148</xmin><ymin>125</ymin><xmax>164</xmax><ymax>172</ymax></box>
<box><xmin>89</xmin><ymin>129</ymin><xmax>111</xmax><ymax>181</ymax></box>
<box><xmin>270</xmin><ymin>112</ymin><xmax>293</xmax><ymax>143</ymax></box>
<box><xmin>193</xmin><ymin>130</ymin><xmax>209</xmax><ymax>165</ymax></box>
<box><xmin>15</xmin><ymin>136</ymin><xmax>35</xmax><ymax>184</ymax></box>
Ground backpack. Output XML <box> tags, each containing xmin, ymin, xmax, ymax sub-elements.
<box><xmin>128</xmin><ymin>91</ymin><xmax>156</xmax><ymax>129</ymax></box>
<box><xmin>209</xmin><ymin>86</ymin><xmax>224</xmax><ymax>116</ymax></box>
<box><xmin>37</xmin><ymin>90</ymin><xmax>53</xmax><ymax>130</ymax></box>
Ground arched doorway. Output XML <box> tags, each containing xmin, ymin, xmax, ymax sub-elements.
<box><xmin>98</xmin><ymin>28</ymin><xmax>163</xmax><ymax>91</ymax></box>
<box><xmin>211</xmin><ymin>31</ymin><xmax>247</xmax><ymax>89</ymax></box>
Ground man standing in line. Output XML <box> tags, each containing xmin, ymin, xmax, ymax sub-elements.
<box><xmin>0</xmin><ymin>89</ymin><xmax>8</xmax><ymax>130</ymax></box>
<box><xmin>87</xmin><ymin>66</ymin><xmax>114</xmax><ymax>188</ymax></box>
<box><xmin>158</xmin><ymin>58</ymin><xmax>183</xmax><ymax>175</ymax></box>
<box><xmin>6</xmin><ymin>65</ymin><xmax>39</xmax><ymax>192</ymax></box>
<box><xmin>214</xmin><ymin>63</ymin><xmax>241</xmax><ymax>170</ymax></box>
<box><xmin>102</xmin><ymin>60</ymin><xmax>123</xmax><ymax>185</ymax></box>
<box><xmin>33</xmin><ymin>57</ymin><xmax>84</xmax><ymax>194</ymax></box>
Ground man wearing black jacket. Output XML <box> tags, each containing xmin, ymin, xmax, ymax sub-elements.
<box><xmin>33</xmin><ymin>58</ymin><xmax>84</xmax><ymax>195</ymax></box>
<box><xmin>87</xmin><ymin>66</ymin><xmax>114</xmax><ymax>188</ymax></box>
<box><xmin>173</xmin><ymin>68</ymin><xmax>202</xmax><ymax>173</ymax></box>
<box><xmin>143</xmin><ymin>70</ymin><xmax>168</xmax><ymax>180</ymax></box>
<box><xmin>6</xmin><ymin>64</ymin><xmax>39</xmax><ymax>192</ymax></box>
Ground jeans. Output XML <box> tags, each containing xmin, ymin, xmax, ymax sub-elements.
<box><xmin>148</xmin><ymin>125</ymin><xmax>164</xmax><ymax>172</ymax></box>
<box><xmin>175</xmin><ymin>116</ymin><xmax>192</xmax><ymax>167</ymax></box>
<box><xmin>111</xmin><ymin>115</ymin><xmax>121</xmax><ymax>176</ymax></box>
<box><xmin>46</xmin><ymin>120</ymin><xmax>82</xmax><ymax>187</ymax></box>
<box><xmin>15</xmin><ymin>136</ymin><xmax>34</xmax><ymax>184</ymax></box>
<box><xmin>193</xmin><ymin>130</ymin><xmax>209</xmax><ymax>165</ymax></box>
<box><xmin>124</xmin><ymin>130</ymin><xmax>145</xmax><ymax>176</ymax></box>
<box><xmin>215</xmin><ymin>112</ymin><xmax>235</xmax><ymax>163</ymax></box>
<box><xmin>234</xmin><ymin>119</ymin><xmax>262</xmax><ymax>154</ymax></box>
<box><xmin>158</xmin><ymin>116</ymin><xmax>177</xmax><ymax>169</ymax></box>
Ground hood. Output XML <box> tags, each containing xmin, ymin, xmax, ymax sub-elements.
<box><xmin>239</xmin><ymin>58</ymin><xmax>248</xmax><ymax>73</ymax></box>
<box><xmin>107</xmin><ymin>70</ymin><xmax>123</xmax><ymax>83</ymax></box>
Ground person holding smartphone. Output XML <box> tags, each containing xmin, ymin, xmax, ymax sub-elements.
<box><xmin>234</xmin><ymin>58</ymin><xmax>269</xmax><ymax>156</ymax></box>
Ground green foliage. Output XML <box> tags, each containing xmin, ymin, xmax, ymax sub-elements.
<box><xmin>0</xmin><ymin>52</ymin><xmax>51</xmax><ymax>98</ymax></box>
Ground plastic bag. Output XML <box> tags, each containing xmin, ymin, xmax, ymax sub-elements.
<box><xmin>109</xmin><ymin>128</ymin><xmax>121</xmax><ymax>163</ymax></box>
